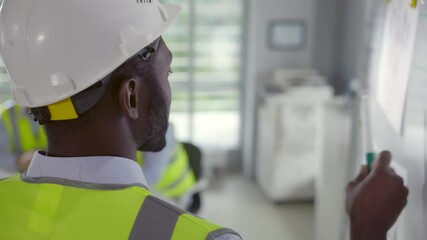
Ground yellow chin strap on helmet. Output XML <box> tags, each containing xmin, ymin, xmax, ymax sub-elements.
<box><xmin>29</xmin><ymin>39</ymin><xmax>159</xmax><ymax>125</ymax></box>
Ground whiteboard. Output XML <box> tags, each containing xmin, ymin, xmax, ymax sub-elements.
<box><xmin>375</xmin><ymin>0</ymin><xmax>419</xmax><ymax>134</ymax></box>
<box><xmin>355</xmin><ymin>0</ymin><xmax>427</xmax><ymax>239</ymax></box>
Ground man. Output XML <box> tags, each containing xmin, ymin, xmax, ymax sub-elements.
<box><xmin>0</xmin><ymin>0</ymin><xmax>240</xmax><ymax>239</ymax></box>
<box><xmin>0</xmin><ymin>1</ymin><xmax>407</xmax><ymax>240</ymax></box>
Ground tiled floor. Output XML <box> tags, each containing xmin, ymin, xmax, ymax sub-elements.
<box><xmin>199</xmin><ymin>173</ymin><xmax>314</xmax><ymax>240</ymax></box>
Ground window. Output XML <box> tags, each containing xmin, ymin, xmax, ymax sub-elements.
<box><xmin>163</xmin><ymin>0</ymin><xmax>244</xmax><ymax>150</ymax></box>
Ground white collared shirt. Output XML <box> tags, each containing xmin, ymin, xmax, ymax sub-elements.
<box><xmin>27</xmin><ymin>151</ymin><xmax>148</xmax><ymax>186</ymax></box>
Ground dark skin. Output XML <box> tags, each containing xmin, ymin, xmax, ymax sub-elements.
<box><xmin>41</xmin><ymin>37</ymin><xmax>408</xmax><ymax>239</ymax></box>
<box><xmin>347</xmin><ymin>151</ymin><xmax>409</xmax><ymax>240</ymax></box>
<box><xmin>45</xmin><ymin>37</ymin><xmax>172</xmax><ymax>160</ymax></box>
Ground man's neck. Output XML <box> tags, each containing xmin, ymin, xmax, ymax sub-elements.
<box><xmin>46</xmin><ymin>125</ymin><xmax>137</xmax><ymax>160</ymax></box>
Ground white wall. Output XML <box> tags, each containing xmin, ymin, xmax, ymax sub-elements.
<box><xmin>243</xmin><ymin>0</ymin><xmax>337</xmax><ymax>177</ymax></box>
<box><xmin>334</xmin><ymin>0</ymin><xmax>367</xmax><ymax>94</ymax></box>
<box><xmin>312</xmin><ymin>0</ymin><xmax>340</xmax><ymax>89</ymax></box>
<box><xmin>249</xmin><ymin>0</ymin><xmax>317</xmax><ymax>82</ymax></box>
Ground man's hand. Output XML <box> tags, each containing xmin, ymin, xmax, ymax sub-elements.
<box><xmin>346</xmin><ymin>151</ymin><xmax>409</xmax><ymax>240</ymax></box>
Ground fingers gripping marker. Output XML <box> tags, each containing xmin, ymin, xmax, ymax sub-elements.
<box><xmin>367</xmin><ymin>152</ymin><xmax>376</xmax><ymax>171</ymax></box>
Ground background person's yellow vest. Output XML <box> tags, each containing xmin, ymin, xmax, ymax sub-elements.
<box><xmin>0</xmin><ymin>175</ymin><xmax>239</xmax><ymax>240</ymax></box>
<box><xmin>137</xmin><ymin>143</ymin><xmax>197</xmax><ymax>198</ymax></box>
<box><xmin>1</xmin><ymin>102</ymin><xmax>47</xmax><ymax>154</ymax></box>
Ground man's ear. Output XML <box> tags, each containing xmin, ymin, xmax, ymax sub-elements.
<box><xmin>118</xmin><ymin>78</ymin><xmax>139</xmax><ymax>119</ymax></box>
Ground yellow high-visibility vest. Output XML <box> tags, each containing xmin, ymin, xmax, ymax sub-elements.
<box><xmin>0</xmin><ymin>175</ymin><xmax>239</xmax><ymax>240</ymax></box>
<box><xmin>1</xmin><ymin>103</ymin><xmax>47</xmax><ymax>153</ymax></box>
<box><xmin>137</xmin><ymin>143</ymin><xmax>197</xmax><ymax>198</ymax></box>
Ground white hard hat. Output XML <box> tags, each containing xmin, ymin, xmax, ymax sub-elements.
<box><xmin>0</xmin><ymin>0</ymin><xmax>181</xmax><ymax>108</ymax></box>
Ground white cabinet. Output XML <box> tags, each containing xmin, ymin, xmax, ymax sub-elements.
<box><xmin>256</xmin><ymin>86</ymin><xmax>333</xmax><ymax>201</ymax></box>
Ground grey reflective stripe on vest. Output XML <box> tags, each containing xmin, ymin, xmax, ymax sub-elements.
<box><xmin>206</xmin><ymin>228</ymin><xmax>242</xmax><ymax>240</ymax></box>
<box><xmin>20</xmin><ymin>173</ymin><xmax>149</xmax><ymax>190</ymax></box>
<box><xmin>129</xmin><ymin>195</ymin><xmax>185</xmax><ymax>240</ymax></box>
